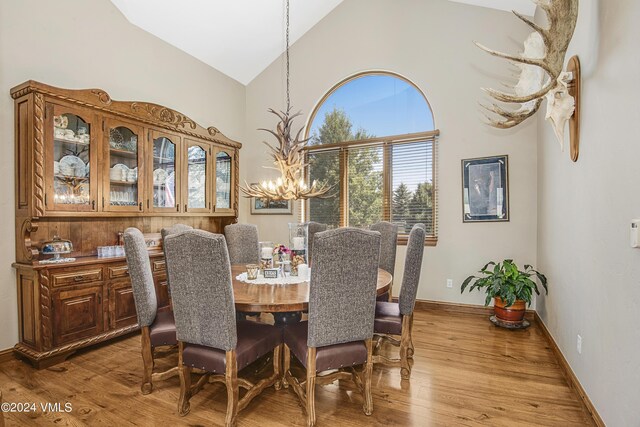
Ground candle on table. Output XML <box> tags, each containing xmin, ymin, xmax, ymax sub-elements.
<box><xmin>261</xmin><ymin>247</ymin><xmax>273</xmax><ymax>259</ymax></box>
<box><xmin>292</xmin><ymin>236</ymin><xmax>304</xmax><ymax>251</ymax></box>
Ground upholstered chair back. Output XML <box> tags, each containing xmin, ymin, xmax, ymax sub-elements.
<box><xmin>305</xmin><ymin>221</ymin><xmax>328</xmax><ymax>264</ymax></box>
<box><xmin>164</xmin><ymin>230</ymin><xmax>238</xmax><ymax>351</ymax></box>
<box><xmin>307</xmin><ymin>228</ymin><xmax>380</xmax><ymax>348</ymax></box>
<box><xmin>123</xmin><ymin>227</ymin><xmax>158</xmax><ymax>328</ymax></box>
<box><xmin>161</xmin><ymin>223</ymin><xmax>193</xmax><ymax>241</ymax></box>
<box><xmin>399</xmin><ymin>224</ymin><xmax>426</xmax><ymax>315</ymax></box>
<box><xmin>370</xmin><ymin>221</ymin><xmax>398</xmax><ymax>275</ymax></box>
<box><xmin>224</xmin><ymin>223</ymin><xmax>260</xmax><ymax>264</ymax></box>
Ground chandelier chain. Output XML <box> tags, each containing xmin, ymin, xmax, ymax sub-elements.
<box><xmin>285</xmin><ymin>0</ymin><xmax>290</xmax><ymax>112</ymax></box>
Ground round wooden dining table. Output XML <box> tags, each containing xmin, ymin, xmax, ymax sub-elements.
<box><xmin>230</xmin><ymin>265</ymin><xmax>393</xmax><ymax>326</ymax></box>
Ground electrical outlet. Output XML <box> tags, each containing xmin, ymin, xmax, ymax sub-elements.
<box><xmin>446</xmin><ymin>279</ymin><xmax>453</xmax><ymax>288</ymax></box>
<box><xmin>577</xmin><ymin>335</ymin><xmax>582</xmax><ymax>354</ymax></box>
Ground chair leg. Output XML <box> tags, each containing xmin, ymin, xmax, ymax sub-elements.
<box><xmin>282</xmin><ymin>344</ymin><xmax>291</xmax><ymax>389</ymax></box>
<box><xmin>363</xmin><ymin>339</ymin><xmax>374</xmax><ymax>416</ymax></box>
<box><xmin>140</xmin><ymin>327</ymin><xmax>154</xmax><ymax>394</ymax></box>
<box><xmin>178</xmin><ymin>343</ymin><xmax>192</xmax><ymax>416</ymax></box>
<box><xmin>225</xmin><ymin>350</ymin><xmax>239</xmax><ymax>427</ymax></box>
<box><xmin>400</xmin><ymin>315</ymin><xmax>413</xmax><ymax>380</ymax></box>
<box><xmin>387</xmin><ymin>282</ymin><xmax>393</xmax><ymax>302</ymax></box>
<box><xmin>407</xmin><ymin>314</ymin><xmax>415</xmax><ymax>359</ymax></box>
<box><xmin>273</xmin><ymin>344</ymin><xmax>282</xmax><ymax>390</ymax></box>
<box><xmin>306</xmin><ymin>347</ymin><xmax>317</xmax><ymax>427</ymax></box>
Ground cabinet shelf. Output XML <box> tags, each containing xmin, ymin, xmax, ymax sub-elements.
<box><xmin>54</xmin><ymin>138</ymin><xmax>90</xmax><ymax>146</ymax></box>
<box><xmin>110</xmin><ymin>148</ymin><xmax>137</xmax><ymax>159</ymax></box>
<box><xmin>110</xmin><ymin>180</ymin><xmax>138</xmax><ymax>186</ymax></box>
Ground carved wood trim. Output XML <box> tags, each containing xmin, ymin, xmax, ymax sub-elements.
<box><xmin>10</xmin><ymin>81</ymin><xmax>241</xmax><ymax>149</ymax></box>
<box><xmin>33</xmin><ymin>93</ymin><xmax>45</xmax><ymax>217</ymax></box>
<box><xmin>20</xmin><ymin>219</ymin><xmax>39</xmax><ymax>261</ymax></box>
<box><xmin>38</xmin><ymin>270</ymin><xmax>52</xmax><ymax>350</ymax></box>
<box><xmin>14</xmin><ymin>323</ymin><xmax>139</xmax><ymax>361</ymax></box>
<box><xmin>233</xmin><ymin>150</ymin><xmax>240</xmax><ymax>215</ymax></box>
<box><xmin>131</xmin><ymin>102</ymin><xmax>196</xmax><ymax>129</ymax></box>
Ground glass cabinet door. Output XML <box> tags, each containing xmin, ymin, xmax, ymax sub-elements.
<box><xmin>46</xmin><ymin>104</ymin><xmax>97</xmax><ymax>212</ymax></box>
<box><xmin>185</xmin><ymin>140</ymin><xmax>211</xmax><ymax>213</ymax></box>
<box><xmin>150</xmin><ymin>131</ymin><xmax>181</xmax><ymax>212</ymax></box>
<box><xmin>104</xmin><ymin>120</ymin><xmax>143</xmax><ymax>212</ymax></box>
<box><xmin>214</xmin><ymin>148</ymin><xmax>234</xmax><ymax>213</ymax></box>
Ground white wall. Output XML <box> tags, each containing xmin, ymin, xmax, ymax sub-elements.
<box><xmin>0</xmin><ymin>0</ymin><xmax>246</xmax><ymax>350</ymax></box>
<box><xmin>243</xmin><ymin>0</ymin><xmax>539</xmax><ymax>305</ymax></box>
<box><xmin>536</xmin><ymin>0</ymin><xmax>640</xmax><ymax>424</ymax></box>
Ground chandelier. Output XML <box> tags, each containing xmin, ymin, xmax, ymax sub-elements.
<box><xmin>240</xmin><ymin>0</ymin><xmax>331</xmax><ymax>202</ymax></box>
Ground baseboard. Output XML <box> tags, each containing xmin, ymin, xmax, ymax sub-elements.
<box><xmin>0</xmin><ymin>347</ymin><xmax>15</xmax><ymax>364</ymax></box>
<box><xmin>533</xmin><ymin>313</ymin><xmax>605</xmax><ymax>427</ymax></box>
<box><xmin>407</xmin><ymin>298</ymin><xmax>535</xmax><ymax>320</ymax></box>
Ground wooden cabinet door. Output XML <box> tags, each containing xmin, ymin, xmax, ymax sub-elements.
<box><xmin>108</xmin><ymin>281</ymin><xmax>138</xmax><ymax>329</ymax></box>
<box><xmin>102</xmin><ymin>118</ymin><xmax>145</xmax><ymax>213</ymax></box>
<box><xmin>44</xmin><ymin>102</ymin><xmax>99</xmax><ymax>213</ymax></box>
<box><xmin>52</xmin><ymin>285</ymin><xmax>104</xmax><ymax>346</ymax></box>
<box><xmin>183</xmin><ymin>139</ymin><xmax>212</xmax><ymax>213</ymax></box>
<box><xmin>213</xmin><ymin>147</ymin><xmax>235</xmax><ymax>214</ymax></box>
<box><xmin>148</xmin><ymin>130</ymin><xmax>182</xmax><ymax>213</ymax></box>
<box><xmin>154</xmin><ymin>276</ymin><xmax>170</xmax><ymax>310</ymax></box>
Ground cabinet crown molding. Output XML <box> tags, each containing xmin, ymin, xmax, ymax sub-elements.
<box><xmin>10</xmin><ymin>80</ymin><xmax>241</xmax><ymax>149</ymax></box>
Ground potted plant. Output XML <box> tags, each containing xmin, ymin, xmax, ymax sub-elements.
<box><xmin>461</xmin><ymin>260</ymin><xmax>548</xmax><ymax>327</ymax></box>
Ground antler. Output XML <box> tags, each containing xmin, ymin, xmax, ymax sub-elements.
<box><xmin>476</xmin><ymin>0</ymin><xmax>579</xmax><ymax>128</ymax></box>
<box><xmin>241</xmin><ymin>108</ymin><xmax>333</xmax><ymax>201</ymax></box>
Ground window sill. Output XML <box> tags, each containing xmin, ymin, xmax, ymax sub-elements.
<box><xmin>397</xmin><ymin>236</ymin><xmax>437</xmax><ymax>247</ymax></box>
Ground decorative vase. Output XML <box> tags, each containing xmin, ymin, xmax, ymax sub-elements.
<box><xmin>259</xmin><ymin>241</ymin><xmax>274</xmax><ymax>271</ymax></box>
<box><xmin>493</xmin><ymin>297</ymin><xmax>526</xmax><ymax>324</ymax></box>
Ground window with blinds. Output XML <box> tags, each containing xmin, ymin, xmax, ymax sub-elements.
<box><xmin>304</xmin><ymin>132</ymin><xmax>438</xmax><ymax>244</ymax></box>
<box><xmin>303</xmin><ymin>72</ymin><xmax>438</xmax><ymax>245</ymax></box>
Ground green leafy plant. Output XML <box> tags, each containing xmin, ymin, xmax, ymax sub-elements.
<box><xmin>461</xmin><ymin>260</ymin><xmax>548</xmax><ymax>307</ymax></box>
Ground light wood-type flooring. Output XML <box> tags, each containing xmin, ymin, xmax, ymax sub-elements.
<box><xmin>0</xmin><ymin>308</ymin><xmax>594</xmax><ymax>426</ymax></box>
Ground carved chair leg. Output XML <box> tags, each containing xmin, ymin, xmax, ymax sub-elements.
<box><xmin>306</xmin><ymin>347</ymin><xmax>317</xmax><ymax>427</ymax></box>
<box><xmin>407</xmin><ymin>314</ymin><xmax>415</xmax><ymax>359</ymax></box>
<box><xmin>283</xmin><ymin>344</ymin><xmax>291</xmax><ymax>389</ymax></box>
<box><xmin>140</xmin><ymin>327</ymin><xmax>154</xmax><ymax>395</ymax></box>
<box><xmin>178</xmin><ymin>343</ymin><xmax>192</xmax><ymax>416</ymax></box>
<box><xmin>225</xmin><ymin>350</ymin><xmax>239</xmax><ymax>427</ymax></box>
<box><xmin>400</xmin><ymin>315</ymin><xmax>413</xmax><ymax>380</ymax></box>
<box><xmin>273</xmin><ymin>344</ymin><xmax>283</xmax><ymax>390</ymax></box>
<box><xmin>363</xmin><ymin>339</ymin><xmax>374</xmax><ymax>416</ymax></box>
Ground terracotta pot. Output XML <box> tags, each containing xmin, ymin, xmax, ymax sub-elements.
<box><xmin>493</xmin><ymin>297</ymin><xmax>526</xmax><ymax>324</ymax></box>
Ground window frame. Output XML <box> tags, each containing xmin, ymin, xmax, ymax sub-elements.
<box><xmin>303</xmin><ymin>130</ymin><xmax>439</xmax><ymax>246</ymax></box>
<box><xmin>302</xmin><ymin>71</ymin><xmax>439</xmax><ymax>246</ymax></box>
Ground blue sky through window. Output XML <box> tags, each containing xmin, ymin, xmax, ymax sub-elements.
<box><xmin>308</xmin><ymin>74</ymin><xmax>434</xmax><ymax>139</ymax></box>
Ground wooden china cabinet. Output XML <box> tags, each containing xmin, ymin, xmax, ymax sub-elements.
<box><xmin>11</xmin><ymin>81</ymin><xmax>241</xmax><ymax>368</ymax></box>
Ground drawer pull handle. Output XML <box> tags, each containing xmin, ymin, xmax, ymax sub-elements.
<box><xmin>74</xmin><ymin>275</ymin><xmax>86</xmax><ymax>282</ymax></box>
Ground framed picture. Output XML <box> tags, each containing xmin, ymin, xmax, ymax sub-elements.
<box><xmin>249</xmin><ymin>187</ymin><xmax>293</xmax><ymax>215</ymax></box>
<box><xmin>462</xmin><ymin>155</ymin><xmax>509</xmax><ymax>222</ymax></box>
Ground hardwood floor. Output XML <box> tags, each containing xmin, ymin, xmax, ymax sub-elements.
<box><xmin>0</xmin><ymin>309</ymin><xmax>594</xmax><ymax>426</ymax></box>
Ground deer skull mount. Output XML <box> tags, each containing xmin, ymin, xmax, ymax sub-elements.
<box><xmin>476</xmin><ymin>0</ymin><xmax>581</xmax><ymax>162</ymax></box>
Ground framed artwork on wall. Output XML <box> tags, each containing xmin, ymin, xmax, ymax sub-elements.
<box><xmin>249</xmin><ymin>185</ymin><xmax>293</xmax><ymax>215</ymax></box>
<box><xmin>462</xmin><ymin>155</ymin><xmax>509</xmax><ymax>222</ymax></box>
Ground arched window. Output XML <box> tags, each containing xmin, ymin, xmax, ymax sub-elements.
<box><xmin>305</xmin><ymin>72</ymin><xmax>439</xmax><ymax>244</ymax></box>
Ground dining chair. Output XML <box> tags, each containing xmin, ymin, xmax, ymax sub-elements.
<box><xmin>224</xmin><ymin>223</ymin><xmax>260</xmax><ymax>264</ymax></box>
<box><xmin>164</xmin><ymin>229</ymin><xmax>282</xmax><ymax>426</ymax></box>
<box><xmin>283</xmin><ymin>228</ymin><xmax>381</xmax><ymax>427</ymax></box>
<box><xmin>373</xmin><ymin>223</ymin><xmax>425</xmax><ymax>380</ymax></box>
<box><xmin>304</xmin><ymin>221</ymin><xmax>327</xmax><ymax>265</ymax></box>
<box><xmin>370</xmin><ymin>221</ymin><xmax>398</xmax><ymax>302</ymax></box>
<box><xmin>123</xmin><ymin>227</ymin><xmax>179</xmax><ymax>395</ymax></box>
<box><xmin>161</xmin><ymin>223</ymin><xmax>193</xmax><ymax>241</ymax></box>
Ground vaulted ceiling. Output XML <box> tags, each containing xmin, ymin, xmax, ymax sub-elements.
<box><xmin>110</xmin><ymin>0</ymin><xmax>536</xmax><ymax>85</ymax></box>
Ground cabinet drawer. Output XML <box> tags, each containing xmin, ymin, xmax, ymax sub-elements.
<box><xmin>152</xmin><ymin>259</ymin><xmax>166</xmax><ymax>273</ymax></box>
<box><xmin>107</xmin><ymin>264</ymin><xmax>130</xmax><ymax>280</ymax></box>
<box><xmin>51</xmin><ymin>268</ymin><xmax>103</xmax><ymax>287</ymax></box>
